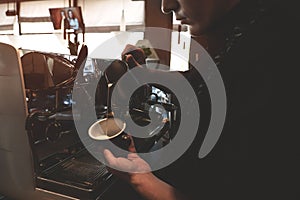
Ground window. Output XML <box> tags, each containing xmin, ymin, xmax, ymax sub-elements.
<box><xmin>0</xmin><ymin>0</ymin><xmax>145</xmax><ymax>34</ymax></box>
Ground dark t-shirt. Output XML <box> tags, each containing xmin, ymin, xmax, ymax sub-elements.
<box><xmin>154</xmin><ymin>1</ymin><xmax>299</xmax><ymax>199</ymax></box>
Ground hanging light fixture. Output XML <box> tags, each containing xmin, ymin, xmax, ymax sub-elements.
<box><xmin>5</xmin><ymin>1</ymin><xmax>17</xmax><ymax>16</ymax></box>
<box><xmin>120</xmin><ymin>0</ymin><xmax>126</xmax><ymax>31</ymax></box>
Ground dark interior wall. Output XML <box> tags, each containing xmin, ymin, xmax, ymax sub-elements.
<box><xmin>144</xmin><ymin>0</ymin><xmax>173</xmax><ymax>66</ymax></box>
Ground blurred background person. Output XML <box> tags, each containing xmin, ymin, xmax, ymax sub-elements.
<box><xmin>67</xmin><ymin>9</ymin><xmax>79</xmax><ymax>30</ymax></box>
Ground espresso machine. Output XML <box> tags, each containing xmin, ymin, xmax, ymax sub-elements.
<box><xmin>23</xmin><ymin>48</ymin><xmax>114</xmax><ymax>199</ymax></box>
<box><xmin>23</xmin><ymin>47</ymin><xmax>178</xmax><ymax>199</ymax></box>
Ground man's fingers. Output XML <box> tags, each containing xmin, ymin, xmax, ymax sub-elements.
<box><xmin>103</xmin><ymin>149</ymin><xmax>117</xmax><ymax>166</ymax></box>
<box><xmin>121</xmin><ymin>44</ymin><xmax>137</xmax><ymax>56</ymax></box>
<box><xmin>127</xmin><ymin>153</ymin><xmax>139</xmax><ymax>160</ymax></box>
<box><xmin>103</xmin><ymin>149</ymin><xmax>134</xmax><ymax>171</ymax></box>
<box><xmin>122</xmin><ymin>44</ymin><xmax>146</xmax><ymax>68</ymax></box>
<box><xmin>125</xmin><ymin>54</ymin><xmax>141</xmax><ymax>69</ymax></box>
<box><xmin>125</xmin><ymin>134</ymin><xmax>137</xmax><ymax>153</ymax></box>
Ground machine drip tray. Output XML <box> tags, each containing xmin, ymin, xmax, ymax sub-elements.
<box><xmin>36</xmin><ymin>150</ymin><xmax>115</xmax><ymax>199</ymax></box>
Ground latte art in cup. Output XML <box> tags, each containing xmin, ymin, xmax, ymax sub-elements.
<box><xmin>88</xmin><ymin>118</ymin><xmax>126</xmax><ymax>140</ymax></box>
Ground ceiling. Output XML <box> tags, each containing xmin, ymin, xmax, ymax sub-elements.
<box><xmin>0</xmin><ymin>0</ymin><xmax>55</xmax><ymax>4</ymax></box>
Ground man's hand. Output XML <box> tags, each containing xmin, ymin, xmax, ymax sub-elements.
<box><xmin>104</xmin><ymin>149</ymin><xmax>189</xmax><ymax>200</ymax></box>
<box><xmin>103</xmin><ymin>149</ymin><xmax>152</xmax><ymax>183</ymax></box>
<box><xmin>103</xmin><ymin>133</ymin><xmax>151</xmax><ymax>179</ymax></box>
<box><xmin>104</xmin><ymin>149</ymin><xmax>151</xmax><ymax>173</ymax></box>
<box><xmin>122</xmin><ymin>44</ymin><xmax>146</xmax><ymax>69</ymax></box>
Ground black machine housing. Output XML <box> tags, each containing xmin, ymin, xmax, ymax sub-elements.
<box><xmin>22</xmin><ymin>46</ymin><xmax>178</xmax><ymax>199</ymax></box>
